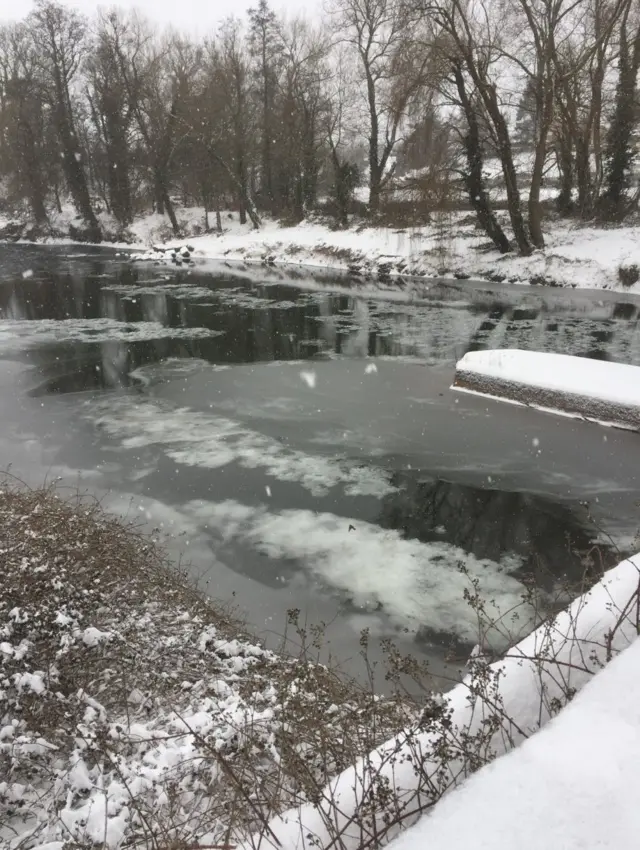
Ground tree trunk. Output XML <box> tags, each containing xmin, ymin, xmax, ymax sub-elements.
<box><xmin>237</xmin><ymin>151</ymin><xmax>248</xmax><ymax>225</ymax></box>
<box><xmin>155</xmin><ymin>170</ymin><xmax>179</xmax><ymax>234</ymax></box>
<box><xmin>575</xmin><ymin>135</ymin><xmax>593</xmax><ymax>217</ymax></box>
<box><xmin>528</xmin><ymin>79</ymin><xmax>554</xmax><ymax>249</ymax></box>
<box><xmin>366</xmin><ymin>68</ymin><xmax>382</xmax><ymax>216</ymax></box>
<box><xmin>207</xmin><ymin>144</ymin><xmax>261</xmax><ymax>228</ymax></box>
<box><xmin>453</xmin><ymin>65</ymin><xmax>511</xmax><ymax>254</ymax></box>
<box><xmin>53</xmin><ymin>71</ymin><xmax>100</xmax><ymax>241</ymax></box>
<box><xmin>555</xmin><ymin>130</ymin><xmax>574</xmax><ymax>215</ymax></box>
<box><xmin>598</xmin><ymin>11</ymin><xmax>640</xmax><ymax>221</ymax></box>
<box><xmin>17</xmin><ymin>120</ymin><xmax>48</xmax><ymax>225</ymax></box>
<box><xmin>482</xmin><ymin>86</ymin><xmax>532</xmax><ymax>255</ymax></box>
<box><xmin>459</xmin><ymin>47</ymin><xmax>532</xmax><ymax>255</ymax></box>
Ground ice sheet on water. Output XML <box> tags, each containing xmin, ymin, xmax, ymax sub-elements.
<box><xmin>0</xmin><ymin>318</ymin><xmax>222</xmax><ymax>350</ymax></box>
<box><xmin>184</xmin><ymin>499</ymin><xmax>534</xmax><ymax>647</ymax></box>
<box><xmin>86</xmin><ymin>395</ymin><xmax>395</xmax><ymax>498</ymax></box>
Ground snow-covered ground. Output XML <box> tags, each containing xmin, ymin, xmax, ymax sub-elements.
<box><xmin>125</xmin><ymin>208</ymin><xmax>640</xmax><ymax>292</ymax></box>
<box><xmin>454</xmin><ymin>349</ymin><xmax>640</xmax><ymax>429</ymax></box>
<box><xmin>0</xmin><ymin>485</ymin><xmax>410</xmax><ymax>850</ymax></box>
<box><xmin>5</xmin><ymin>201</ymin><xmax>640</xmax><ymax>292</ymax></box>
<box><xmin>390</xmin><ymin>633</ymin><xmax>640</xmax><ymax>850</ymax></box>
<box><xmin>6</xmin><ymin>479</ymin><xmax>640</xmax><ymax>850</ymax></box>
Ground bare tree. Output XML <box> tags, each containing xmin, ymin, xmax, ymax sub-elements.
<box><xmin>330</xmin><ymin>0</ymin><xmax>435</xmax><ymax>214</ymax></box>
<box><xmin>0</xmin><ymin>23</ymin><xmax>50</xmax><ymax>224</ymax></box>
<box><xmin>324</xmin><ymin>45</ymin><xmax>361</xmax><ymax>226</ymax></box>
<box><xmin>426</xmin><ymin>0</ymin><xmax>534</xmax><ymax>254</ymax></box>
<box><xmin>28</xmin><ymin>0</ymin><xmax>100</xmax><ymax>240</ymax></box>
<box><xmin>248</xmin><ymin>0</ymin><xmax>281</xmax><ymax>210</ymax></box>
<box><xmin>85</xmin><ymin>11</ymin><xmax>138</xmax><ymax>228</ymax></box>
<box><xmin>194</xmin><ymin>24</ymin><xmax>262</xmax><ymax>228</ymax></box>
<box><xmin>451</xmin><ymin>61</ymin><xmax>512</xmax><ymax>252</ymax></box>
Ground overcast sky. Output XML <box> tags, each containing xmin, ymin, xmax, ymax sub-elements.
<box><xmin>1</xmin><ymin>0</ymin><xmax>321</xmax><ymax>33</ymax></box>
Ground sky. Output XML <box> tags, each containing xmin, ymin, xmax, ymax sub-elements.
<box><xmin>1</xmin><ymin>0</ymin><xmax>320</xmax><ymax>32</ymax></box>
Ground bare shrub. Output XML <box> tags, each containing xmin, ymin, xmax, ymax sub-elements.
<box><xmin>618</xmin><ymin>262</ymin><xmax>640</xmax><ymax>288</ymax></box>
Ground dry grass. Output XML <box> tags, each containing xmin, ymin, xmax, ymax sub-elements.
<box><xmin>0</xmin><ymin>479</ymin><xmax>414</xmax><ymax>850</ymax></box>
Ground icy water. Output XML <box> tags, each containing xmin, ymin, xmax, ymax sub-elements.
<box><xmin>2</xmin><ymin>243</ymin><xmax>640</xmax><ymax>688</ymax></box>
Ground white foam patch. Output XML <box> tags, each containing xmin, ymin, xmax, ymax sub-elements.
<box><xmin>185</xmin><ymin>500</ymin><xmax>535</xmax><ymax>647</ymax></box>
<box><xmin>86</xmin><ymin>395</ymin><xmax>395</xmax><ymax>498</ymax></box>
<box><xmin>0</xmin><ymin>318</ymin><xmax>221</xmax><ymax>349</ymax></box>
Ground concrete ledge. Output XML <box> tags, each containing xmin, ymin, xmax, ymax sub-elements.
<box><xmin>452</xmin><ymin>350</ymin><xmax>640</xmax><ymax>430</ymax></box>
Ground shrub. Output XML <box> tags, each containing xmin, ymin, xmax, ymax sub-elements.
<box><xmin>617</xmin><ymin>262</ymin><xmax>640</xmax><ymax>287</ymax></box>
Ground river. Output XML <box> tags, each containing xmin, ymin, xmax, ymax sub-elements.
<box><xmin>2</xmin><ymin>243</ymin><xmax>639</xmax><ymax>689</ymax></box>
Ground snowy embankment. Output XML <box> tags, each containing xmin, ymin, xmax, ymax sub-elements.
<box><xmin>391</xmin><ymin>632</ymin><xmax>640</xmax><ymax>850</ymax></box>
<box><xmin>125</xmin><ymin>209</ymin><xmax>640</xmax><ymax>292</ymax></box>
<box><xmin>453</xmin><ymin>349</ymin><xmax>640</xmax><ymax>429</ymax></box>
<box><xmin>3</xmin><ymin>481</ymin><xmax>640</xmax><ymax>850</ymax></box>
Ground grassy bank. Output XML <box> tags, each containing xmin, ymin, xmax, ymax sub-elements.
<box><xmin>0</xmin><ymin>481</ymin><xmax>412</xmax><ymax>850</ymax></box>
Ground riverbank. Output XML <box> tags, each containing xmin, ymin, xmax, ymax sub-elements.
<box><xmin>4</xmin><ymin>206</ymin><xmax>640</xmax><ymax>292</ymax></box>
<box><xmin>129</xmin><ymin>210</ymin><xmax>640</xmax><ymax>293</ymax></box>
<box><xmin>2</xmin><ymin>483</ymin><xmax>639</xmax><ymax>850</ymax></box>
<box><xmin>0</xmin><ymin>481</ymin><xmax>411</xmax><ymax>850</ymax></box>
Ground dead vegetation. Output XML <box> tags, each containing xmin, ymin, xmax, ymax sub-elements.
<box><xmin>0</xmin><ymin>479</ymin><xmax>413</xmax><ymax>850</ymax></box>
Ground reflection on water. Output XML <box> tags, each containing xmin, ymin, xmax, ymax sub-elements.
<box><xmin>1</xmin><ymin>244</ymin><xmax>639</xmax><ymax>677</ymax></box>
<box><xmin>3</xmin><ymin>246</ymin><xmax>640</xmax><ymax>398</ymax></box>
<box><xmin>379</xmin><ymin>475</ymin><xmax>614</xmax><ymax>585</ymax></box>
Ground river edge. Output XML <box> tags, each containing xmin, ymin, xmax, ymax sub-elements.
<box><xmin>0</xmin><ymin>480</ymin><xmax>416</xmax><ymax>850</ymax></box>
<box><xmin>3</xmin><ymin>208</ymin><xmax>640</xmax><ymax>293</ymax></box>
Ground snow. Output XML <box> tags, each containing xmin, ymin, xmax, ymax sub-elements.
<box><xmin>454</xmin><ymin>349</ymin><xmax>640</xmax><ymax>427</ymax></box>
<box><xmin>299</xmin><ymin>369</ymin><xmax>317</xmax><ymax>388</ymax></box>
<box><xmin>390</xmin><ymin>635</ymin><xmax>640</xmax><ymax>850</ymax></box>
<box><xmin>455</xmin><ymin>349</ymin><xmax>640</xmax><ymax>408</ymax></box>
<box><xmin>124</xmin><ymin>208</ymin><xmax>640</xmax><ymax>292</ymax></box>
<box><xmin>81</xmin><ymin>626</ymin><xmax>113</xmax><ymax>647</ymax></box>
<box><xmin>245</xmin><ymin>553</ymin><xmax>640</xmax><ymax>850</ymax></box>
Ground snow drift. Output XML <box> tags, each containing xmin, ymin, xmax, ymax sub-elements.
<box><xmin>389</xmin><ymin>634</ymin><xmax>640</xmax><ymax>850</ymax></box>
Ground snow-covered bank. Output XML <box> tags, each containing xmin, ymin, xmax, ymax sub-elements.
<box><xmin>390</xmin><ymin>634</ymin><xmax>640</xmax><ymax>850</ymax></box>
<box><xmin>246</xmin><ymin>553</ymin><xmax>640</xmax><ymax>850</ymax></box>
<box><xmin>125</xmin><ymin>210</ymin><xmax>640</xmax><ymax>292</ymax></box>
<box><xmin>4</xmin><ymin>479</ymin><xmax>640</xmax><ymax>850</ymax></box>
<box><xmin>5</xmin><ymin>205</ymin><xmax>640</xmax><ymax>292</ymax></box>
<box><xmin>453</xmin><ymin>349</ymin><xmax>640</xmax><ymax>429</ymax></box>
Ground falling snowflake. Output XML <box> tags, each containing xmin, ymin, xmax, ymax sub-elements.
<box><xmin>299</xmin><ymin>370</ymin><xmax>317</xmax><ymax>388</ymax></box>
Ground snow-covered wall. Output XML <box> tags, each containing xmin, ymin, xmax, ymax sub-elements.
<box><xmin>454</xmin><ymin>349</ymin><xmax>640</xmax><ymax>429</ymax></box>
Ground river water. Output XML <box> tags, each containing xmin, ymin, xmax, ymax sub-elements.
<box><xmin>2</xmin><ymin>243</ymin><xmax>640</xmax><ymax>688</ymax></box>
